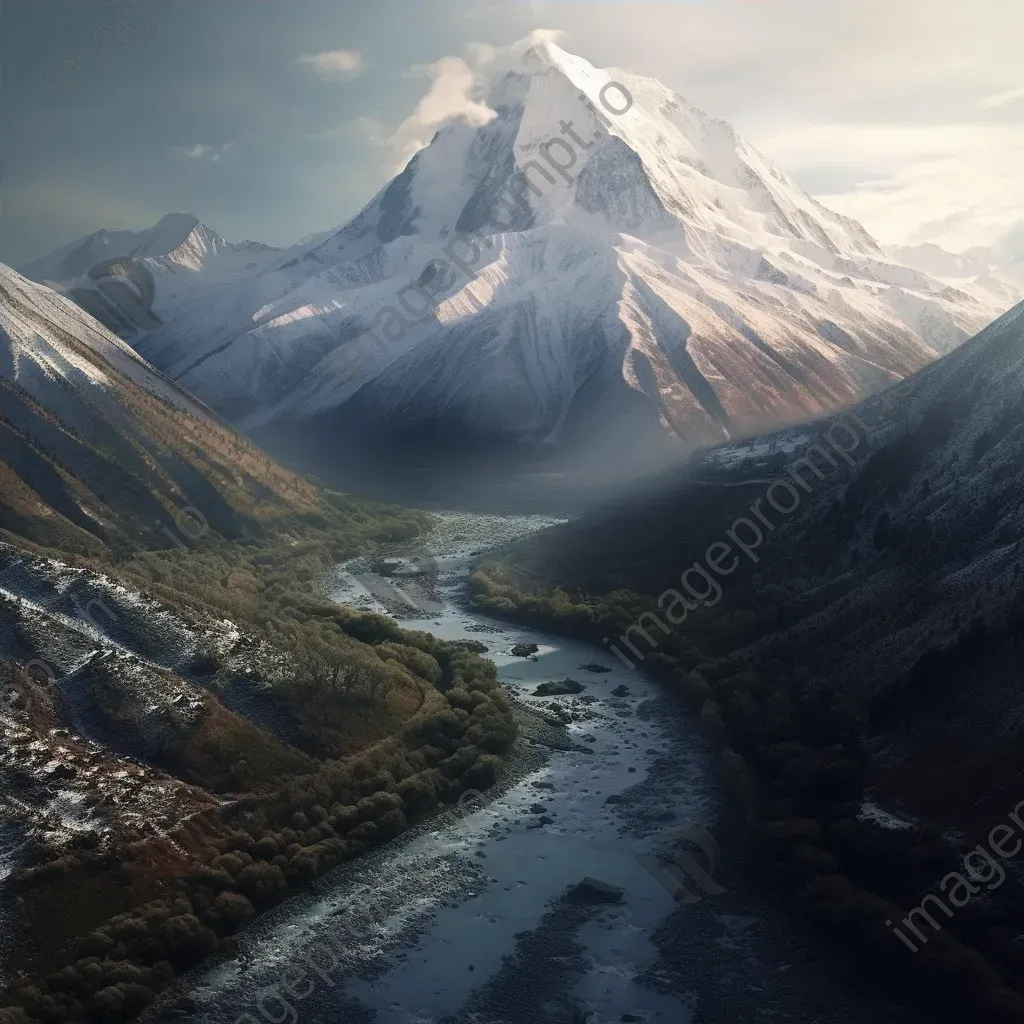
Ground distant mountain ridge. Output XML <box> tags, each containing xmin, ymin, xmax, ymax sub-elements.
<box><xmin>887</xmin><ymin>240</ymin><xmax>1023</xmax><ymax>305</ymax></box>
<box><xmin>20</xmin><ymin>213</ymin><xmax>277</xmax><ymax>283</ymax></box>
<box><xmin>19</xmin><ymin>214</ymin><xmax>284</xmax><ymax>320</ymax></box>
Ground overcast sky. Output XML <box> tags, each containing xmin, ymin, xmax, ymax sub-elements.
<box><xmin>2</xmin><ymin>0</ymin><xmax>1022</xmax><ymax>266</ymax></box>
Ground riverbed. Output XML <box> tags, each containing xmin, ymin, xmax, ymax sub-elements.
<box><xmin>181</xmin><ymin>512</ymin><xmax>930</xmax><ymax>1024</ymax></box>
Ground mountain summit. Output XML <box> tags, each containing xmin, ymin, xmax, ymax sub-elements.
<box><xmin>21</xmin><ymin>214</ymin><xmax>282</xmax><ymax>316</ymax></box>
<box><xmin>119</xmin><ymin>42</ymin><xmax>1011</xmax><ymax>475</ymax></box>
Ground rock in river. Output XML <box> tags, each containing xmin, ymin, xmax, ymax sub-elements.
<box><xmin>573</xmin><ymin>877</ymin><xmax>626</xmax><ymax>904</ymax></box>
<box><xmin>532</xmin><ymin>678</ymin><xmax>586</xmax><ymax>697</ymax></box>
<box><xmin>511</xmin><ymin>643</ymin><xmax>540</xmax><ymax>657</ymax></box>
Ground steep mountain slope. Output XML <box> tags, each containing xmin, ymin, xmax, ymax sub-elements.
<box><xmin>0</xmin><ymin>260</ymin><xmax>327</xmax><ymax>554</ymax></box>
<box><xmin>476</xmin><ymin>294</ymin><xmax>1024</xmax><ymax>1021</ymax></box>
<box><xmin>127</xmin><ymin>42</ymin><xmax>1008</xmax><ymax>472</ymax></box>
<box><xmin>496</xmin><ymin>293</ymin><xmax>1024</xmax><ymax>645</ymax></box>
<box><xmin>0</xmin><ymin>513</ymin><xmax>509</xmax><ymax>1024</ymax></box>
<box><xmin>493</xmin><ymin>293</ymin><xmax>1024</xmax><ymax>706</ymax></box>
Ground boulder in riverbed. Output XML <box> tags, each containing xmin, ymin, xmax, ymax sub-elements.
<box><xmin>533</xmin><ymin>678</ymin><xmax>585</xmax><ymax>697</ymax></box>
<box><xmin>511</xmin><ymin>643</ymin><xmax>540</xmax><ymax>657</ymax></box>
<box><xmin>573</xmin><ymin>877</ymin><xmax>625</xmax><ymax>904</ymax></box>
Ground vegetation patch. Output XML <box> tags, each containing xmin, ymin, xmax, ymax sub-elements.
<box><xmin>0</xmin><ymin>499</ymin><xmax>518</xmax><ymax>1023</ymax></box>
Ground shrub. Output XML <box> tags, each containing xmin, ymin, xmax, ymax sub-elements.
<box><xmin>236</xmin><ymin>862</ymin><xmax>287</xmax><ymax>902</ymax></box>
<box><xmin>375</xmin><ymin>808</ymin><xmax>406</xmax><ymax>838</ymax></box>
<box><xmin>350</xmin><ymin>821</ymin><xmax>378</xmax><ymax>843</ymax></box>
<box><xmin>212</xmin><ymin>892</ymin><xmax>255</xmax><ymax>929</ymax></box>
<box><xmin>356</xmin><ymin>791</ymin><xmax>403</xmax><ymax>822</ymax></box>
<box><xmin>288</xmin><ymin>848</ymin><xmax>321</xmax><ymax>881</ymax></box>
<box><xmin>160</xmin><ymin>915</ymin><xmax>217</xmax><ymax>963</ymax></box>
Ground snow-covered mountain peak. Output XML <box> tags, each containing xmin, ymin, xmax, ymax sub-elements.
<box><xmin>146</xmin><ymin>211</ymin><xmax>201</xmax><ymax>247</ymax></box>
<box><xmin>117</xmin><ymin>41</ymin><xmax>1016</xmax><ymax>476</ymax></box>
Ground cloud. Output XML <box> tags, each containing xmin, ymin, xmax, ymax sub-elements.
<box><xmin>179</xmin><ymin>142</ymin><xmax>235</xmax><ymax>163</ymax></box>
<box><xmin>298</xmin><ymin>49</ymin><xmax>364</xmax><ymax>79</ymax></box>
<box><xmin>378</xmin><ymin>56</ymin><xmax>498</xmax><ymax>170</ymax></box>
<box><xmin>465</xmin><ymin>27</ymin><xmax>566</xmax><ymax>77</ymax></box>
<box><xmin>763</xmin><ymin>122</ymin><xmax>1024</xmax><ymax>250</ymax></box>
<box><xmin>371</xmin><ymin>30</ymin><xmax>570</xmax><ymax>171</ymax></box>
<box><xmin>978</xmin><ymin>85</ymin><xmax>1024</xmax><ymax>111</ymax></box>
<box><xmin>996</xmin><ymin>221</ymin><xmax>1024</xmax><ymax>260</ymax></box>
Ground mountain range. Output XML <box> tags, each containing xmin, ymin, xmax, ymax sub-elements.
<box><xmin>7</xmin><ymin>32</ymin><xmax>1024</xmax><ymax>1024</ymax></box>
<box><xmin>20</xmin><ymin>213</ymin><xmax>286</xmax><ymax>317</ymax></box>
<box><xmin>20</xmin><ymin>42</ymin><xmax>1020</xmax><ymax>482</ymax></box>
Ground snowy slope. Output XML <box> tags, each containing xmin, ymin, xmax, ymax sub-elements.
<box><xmin>130</xmin><ymin>42</ymin><xmax>1011</xmax><ymax>456</ymax></box>
<box><xmin>0</xmin><ymin>261</ymin><xmax>316</xmax><ymax>551</ymax></box>
<box><xmin>889</xmin><ymin>242</ymin><xmax>1024</xmax><ymax>305</ymax></box>
<box><xmin>0</xmin><ymin>261</ymin><xmax>211</xmax><ymax>419</ymax></box>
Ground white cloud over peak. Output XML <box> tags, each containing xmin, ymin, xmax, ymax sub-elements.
<box><xmin>373</xmin><ymin>55</ymin><xmax>498</xmax><ymax>171</ymax></box>
<box><xmin>365</xmin><ymin>30</ymin><xmax>574</xmax><ymax>173</ymax></box>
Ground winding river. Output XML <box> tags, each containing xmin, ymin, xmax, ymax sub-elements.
<box><xmin>181</xmin><ymin>513</ymin><xmax>928</xmax><ymax>1024</ymax></box>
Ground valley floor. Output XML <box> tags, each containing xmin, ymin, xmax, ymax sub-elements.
<box><xmin>170</xmin><ymin>513</ymin><xmax>932</xmax><ymax>1024</ymax></box>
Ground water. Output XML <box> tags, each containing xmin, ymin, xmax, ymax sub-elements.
<box><xmin>182</xmin><ymin>513</ymin><xmax>928</xmax><ymax>1024</ymax></box>
<box><xmin>185</xmin><ymin>514</ymin><xmax>713</xmax><ymax>1023</ymax></box>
